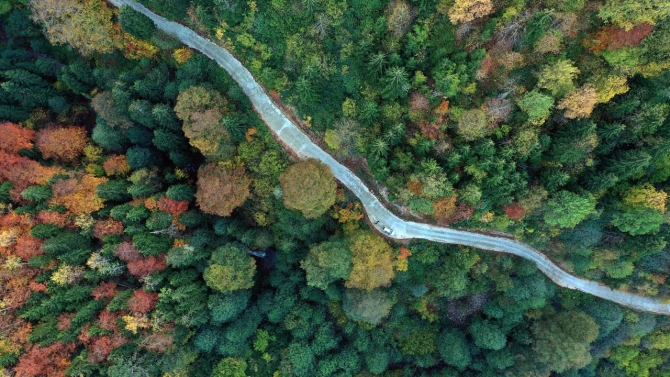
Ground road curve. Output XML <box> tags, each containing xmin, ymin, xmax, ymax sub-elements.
<box><xmin>107</xmin><ymin>0</ymin><xmax>670</xmax><ymax>316</ymax></box>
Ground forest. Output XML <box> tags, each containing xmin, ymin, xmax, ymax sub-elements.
<box><xmin>1</xmin><ymin>0</ymin><xmax>670</xmax><ymax>376</ymax></box>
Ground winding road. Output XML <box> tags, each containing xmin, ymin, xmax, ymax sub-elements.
<box><xmin>108</xmin><ymin>0</ymin><xmax>670</xmax><ymax>316</ymax></box>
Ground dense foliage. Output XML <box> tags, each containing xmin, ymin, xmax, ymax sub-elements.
<box><xmin>1</xmin><ymin>0</ymin><xmax>670</xmax><ymax>376</ymax></box>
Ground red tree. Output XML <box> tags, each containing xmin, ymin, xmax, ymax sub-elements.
<box><xmin>91</xmin><ymin>281</ymin><xmax>118</xmax><ymax>301</ymax></box>
<box><xmin>14</xmin><ymin>236</ymin><xmax>43</xmax><ymax>260</ymax></box>
<box><xmin>114</xmin><ymin>241</ymin><xmax>141</xmax><ymax>262</ymax></box>
<box><xmin>14</xmin><ymin>342</ymin><xmax>75</xmax><ymax>377</ymax></box>
<box><xmin>504</xmin><ymin>202</ymin><xmax>526</xmax><ymax>221</ymax></box>
<box><xmin>35</xmin><ymin>125</ymin><xmax>88</xmax><ymax>164</ymax></box>
<box><xmin>157</xmin><ymin>197</ymin><xmax>189</xmax><ymax>216</ymax></box>
<box><xmin>0</xmin><ymin>122</ymin><xmax>34</xmax><ymax>153</ymax></box>
<box><xmin>87</xmin><ymin>335</ymin><xmax>127</xmax><ymax>363</ymax></box>
<box><xmin>128</xmin><ymin>289</ymin><xmax>159</xmax><ymax>314</ymax></box>
<box><xmin>127</xmin><ymin>255</ymin><xmax>166</xmax><ymax>279</ymax></box>
<box><xmin>102</xmin><ymin>155</ymin><xmax>131</xmax><ymax>176</ymax></box>
<box><xmin>588</xmin><ymin>23</ymin><xmax>653</xmax><ymax>53</ymax></box>
<box><xmin>0</xmin><ymin>151</ymin><xmax>63</xmax><ymax>201</ymax></box>
<box><xmin>97</xmin><ymin>309</ymin><xmax>121</xmax><ymax>332</ymax></box>
<box><xmin>92</xmin><ymin>219</ymin><xmax>124</xmax><ymax>240</ymax></box>
<box><xmin>36</xmin><ymin>211</ymin><xmax>68</xmax><ymax>227</ymax></box>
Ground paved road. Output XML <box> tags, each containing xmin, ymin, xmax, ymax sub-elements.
<box><xmin>107</xmin><ymin>0</ymin><xmax>670</xmax><ymax>315</ymax></box>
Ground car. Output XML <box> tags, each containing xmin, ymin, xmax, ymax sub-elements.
<box><xmin>382</xmin><ymin>227</ymin><xmax>395</xmax><ymax>236</ymax></box>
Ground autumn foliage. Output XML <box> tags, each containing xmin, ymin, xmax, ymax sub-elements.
<box><xmin>114</xmin><ymin>241</ymin><xmax>166</xmax><ymax>278</ymax></box>
<box><xmin>36</xmin><ymin>125</ymin><xmax>88</xmax><ymax>164</ymax></box>
<box><xmin>504</xmin><ymin>202</ymin><xmax>526</xmax><ymax>221</ymax></box>
<box><xmin>14</xmin><ymin>342</ymin><xmax>75</xmax><ymax>377</ymax></box>
<box><xmin>50</xmin><ymin>172</ymin><xmax>107</xmax><ymax>214</ymax></box>
<box><xmin>157</xmin><ymin>196</ymin><xmax>189</xmax><ymax>216</ymax></box>
<box><xmin>103</xmin><ymin>155</ymin><xmax>131</xmax><ymax>176</ymax></box>
<box><xmin>0</xmin><ymin>122</ymin><xmax>34</xmax><ymax>153</ymax></box>
<box><xmin>587</xmin><ymin>23</ymin><xmax>653</xmax><ymax>53</ymax></box>
<box><xmin>279</xmin><ymin>159</ymin><xmax>337</xmax><ymax>219</ymax></box>
<box><xmin>128</xmin><ymin>289</ymin><xmax>159</xmax><ymax>314</ymax></box>
<box><xmin>196</xmin><ymin>164</ymin><xmax>251</xmax><ymax>217</ymax></box>
<box><xmin>0</xmin><ymin>150</ymin><xmax>63</xmax><ymax>201</ymax></box>
<box><xmin>92</xmin><ymin>219</ymin><xmax>125</xmax><ymax>240</ymax></box>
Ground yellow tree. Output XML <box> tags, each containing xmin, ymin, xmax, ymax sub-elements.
<box><xmin>622</xmin><ymin>183</ymin><xmax>667</xmax><ymax>213</ymax></box>
<box><xmin>195</xmin><ymin>164</ymin><xmax>251</xmax><ymax>217</ymax></box>
<box><xmin>279</xmin><ymin>159</ymin><xmax>337</xmax><ymax>219</ymax></box>
<box><xmin>346</xmin><ymin>231</ymin><xmax>395</xmax><ymax>291</ymax></box>
<box><xmin>443</xmin><ymin>0</ymin><xmax>494</xmax><ymax>24</ymax></box>
<box><xmin>174</xmin><ymin>86</ymin><xmax>231</xmax><ymax>158</ymax></box>
<box><xmin>29</xmin><ymin>0</ymin><xmax>119</xmax><ymax>56</ymax></box>
<box><xmin>557</xmin><ymin>84</ymin><xmax>599</xmax><ymax>119</ymax></box>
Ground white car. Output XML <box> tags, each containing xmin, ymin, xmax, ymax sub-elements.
<box><xmin>382</xmin><ymin>227</ymin><xmax>395</xmax><ymax>236</ymax></box>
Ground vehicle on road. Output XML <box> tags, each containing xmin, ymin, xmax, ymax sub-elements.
<box><xmin>382</xmin><ymin>227</ymin><xmax>395</xmax><ymax>236</ymax></box>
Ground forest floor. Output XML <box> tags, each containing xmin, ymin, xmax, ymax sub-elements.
<box><xmin>107</xmin><ymin>0</ymin><xmax>670</xmax><ymax>316</ymax></box>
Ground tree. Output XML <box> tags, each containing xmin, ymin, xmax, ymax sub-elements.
<box><xmin>35</xmin><ymin>126</ymin><xmax>88</xmax><ymax>164</ymax></box>
<box><xmin>128</xmin><ymin>289</ymin><xmax>159</xmax><ymax>314</ymax></box>
<box><xmin>342</xmin><ymin>289</ymin><xmax>392</xmax><ymax>325</ymax></box>
<box><xmin>174</xmin><ymin>86</ymin><xmax>230</xmax><ymax>158</ymax></box>
<box><xmin>611</xmin><ymin>207</ymin><xmax>664</xmax><ymax>235</ymax></box>
<box><xmin>195</xmin><ymin>164</ymin><xmax>251</xmax><ymax>217</ymax></box>
<box><xmin>456</xmin><ymin>108</ymin><xmax>491</xmax><ymax>141</ymax></box>
<box><xmin>212</xmin><ymin>357</ymin><xmax>248</xmax><ymax>377</ymax></box>
<box><xmin>469</xmin><ymin>319</ymin><xmax>507</xmax><ymax>351</ymax></box>
<box><xmin>29</xmin><ymin>0</ymin><xmax>118</xmax><ymax>56</ymax></box>
<box><xmin>279</xmin><ymin>159</ymin><xmax>337</xmax><ymax>219</ymax></box>
<box><xmin>14</xmin><ymin>342</ymin><xmax>75</xmax><ymax>377</ymax></box>
<box><xmin>300</xmin><ymin>239</ymin><xmax>352</xmax><ymax>289</ymax></box>
<box><xmin>557</xmin><ymin>84</ymin><xmax>598</xmax><ymax>119</ymax></box>
<box><xmin>204</xmin><ymin>244</ymin><xmax>256</xmax><ymax>294</ymax></box>
<box><xmin>516</xmin><ymin>90</ymin><xmax>554</xmax><ymax>125</ymax></box>
<box><xmin>544</xmin><ymin>191</ymin><xmax>596</xmax><ymax>228</ymax></box>
<box><xmin>437</xmin><ymin>329</ymin><xmax>471</xmax><ymax>370</ymax></box>
<box><xmin>119</xmin><ymin>5</ymin><xmax>156</xmax><ymax>40</ymax></box>
<box><xmin>598</xmin><ymin>0</ymin><xmax>670</xmax><ymax>30</ymax></box>
<box><xmin>381</xmin><ymin>67</ymin><xmax>410</xmax><ymax>99</ymax></box>
<box><xmin>50</xmin><ymin>173</ymin><xmax>107</xmax><ymax>215</ymax></box>
<box><xmin>346</xmin><ymin>231</ymin><xmax>395</xmax><ymax>291</ymax></box>
<box><xmin>622</xmin><ymin>183</ymin><xmax>667</xmax><ymax>213</ymax></box>
<box><xmin>536</xmin><ymin>59</ymin><xmax>579</xmax><ymax>97</ymax></box>
<box><xmin>91</xmin><ymin>92</ymin><xmax>133</xmax><ymax>130</ymax></box>
<box><xmin>532</xmin><ymin>310</ymin><xmax>599</xmax><ymax>373</ymax></box>
<box><xmin>386</xmin><ymin>0</ymin><xmax>415</xmax><ymax>39</ymax></box>
<box><xmin>444</xmin><ymin>0</ymin><xmax>494</xmax><ymax>24</ymax></box>
<box><xmin>208</xmin><ymin>290</ymin><xmax>251</xmax><ymax>324</ymax></box>
<box><xmin>0</xmin><ymin>122</ymin><xmax>34</xmax><ymax>154</ymax></box>
<box><xmin>103</xmin><ymin>155</ymin><xmax>131</xmax><ymax>177</ymax></box>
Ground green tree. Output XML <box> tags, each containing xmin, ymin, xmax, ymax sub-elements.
<box><xmin>611</xmin><ymin>207</ymin><xmax>664</xmax><ymax>235</ymax></box>
<box><xmin>536</xmin><ymin>60</ymin><xmax>579</xmax><ymax>97</ymax></box>
<box><xmin>437</xmin><ymin>329</ymin><xmax>471</xmax><ymax>370</ymax></box>
<box><xmin>300</xmin><ymin>239</ymin><xmax>352</xmax><ymax>290</ymax></box>
<box><xmin>119</xmin><ymin>5</ymin><xmax>156</xmax><ymax>40</ymax></box>
<box><xmin>532</xmin><ymin>310</ymin><xmax>599</xmax><ymax>373</ymax></box>
<box><xmin>279</xmin><ymin>159</ymin><xmax>337</xmax><ymax>219</ymax></box>
<box><xmin>212</xmin><ymin>357</ymin><xmax>248</xmax><ymax>377</ymax></box>
<box><xmin>469</xmin><ymin>319</ymin><xmax>507</xmax><ymax>351</ymax></box>
<box><xmin>598</xmin><ymin>0</ymin><xmax>670</xmax><ymax>30</ymax></box>
<box><xmin>204</xmin><ymin>244</ymin><xmax>256</xmax><ymax>294</ymax></box>
<box><xmin>517</xmin><ymin>90</ymin><xmax>554</xmax><ymax>125</ymax></box>
<box><xmin>456</xmin><ymin>108</ymin><xmax>491</xmax><ymax>141</ymax></box>
<box><xmin>342</xmin><ymin>289</ymin><xmax>392</xmax><ymax>325</ymax></box>
<box><xmin>381</xmin><ymin>66</ymin><xmax>410</xmax><ymax>99</ymax></box>
<box><xmin>544</xmin><ymin>191</ymin><xmax>596</xmax><ymax>228</ymax></box>
<box><xmin>208</xmin><ymin>290</ymin><xmax>251</xmax><ymax>324</ymax></box>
